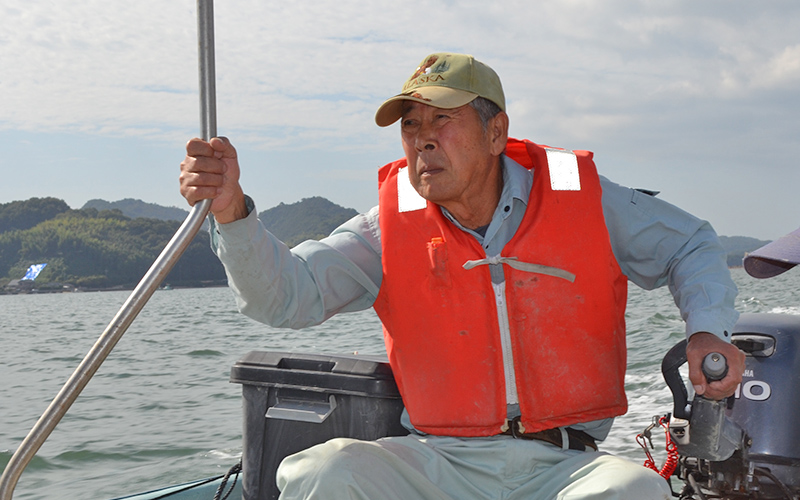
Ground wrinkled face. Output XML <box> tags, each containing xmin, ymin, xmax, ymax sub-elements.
<box><xmin>400</xmin><ymin>101</ymin><xmax>501</xmax><ymax>210</ymax></box>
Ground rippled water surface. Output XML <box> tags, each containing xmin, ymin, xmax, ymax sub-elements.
<box><xmin>1</xmin><ymin>268</ymin><xmax>798</xmax><ymax>499</ymax></box>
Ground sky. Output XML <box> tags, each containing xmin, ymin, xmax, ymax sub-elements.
<box><xmin>1</xmin><ymin>0</ymin><xmax>798</xmax><ymax>241</ymax></box>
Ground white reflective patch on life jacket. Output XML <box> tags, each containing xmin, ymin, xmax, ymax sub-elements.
<box><xmin>546</xmin><ymin>148</ymin><xmax>581</xmax><ymax>191</ymax></box>
<box><xmin>398</xmin><ymin>166</ymin><xmax>428</xmax><ymax>212</ymax></box>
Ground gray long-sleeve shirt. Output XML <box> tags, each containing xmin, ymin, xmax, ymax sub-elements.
<box><xmin>211</xmin><ymin>155</ymin><xmax>738</xmax><ymax>335</ymax></box>
<box><xmin>208</xmin><ymin>155</ymin><xmax>739</xmax><ymax>439</ymax></box>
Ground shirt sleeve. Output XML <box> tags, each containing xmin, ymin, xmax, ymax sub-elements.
<box><xmin>600</xmin><ymin>177</ymin><xmax>740</xmax><ymax>340</ymax></box>
<box><xmin>209</xmin><ymin>198</ymin><xmax>382</xmax><ymax>329</ymax></box>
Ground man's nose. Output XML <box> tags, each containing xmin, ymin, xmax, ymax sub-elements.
<box><xmin>415</xmin><ymin>121</ymin><xmax>437</xmax><ymax>152</ymax></box>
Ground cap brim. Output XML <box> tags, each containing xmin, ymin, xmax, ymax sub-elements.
<box><xmin>375</xmin><ymin>87</ymin><xmax>478</xmax><ymax>127</ymax></box>
<box><xmin>744</xmin><ymin>227</ymin><xmax>800</xmax><ymax>278</ymax></box>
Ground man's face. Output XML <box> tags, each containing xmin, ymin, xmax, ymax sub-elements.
<box><xmin>400</xmin><ymin>101</ymin><xmax>504</xmax><ymax>212</ymax></box>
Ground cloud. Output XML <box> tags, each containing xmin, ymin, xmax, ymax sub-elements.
<box><xmin>1</xmin><ymin>0</ymin><xmax>798</xmax><ymax>239</ymax></box>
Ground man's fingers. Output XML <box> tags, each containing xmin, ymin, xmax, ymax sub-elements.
<box><xmin>208</xmin><ymin>136</ymin><xmax>236</xmax><ymax>157</ymax></box>
<box><xmin>180</xmin><ymin>136</ymin><xmax>241</xmax><ymax>215</ymax></box>
<box><xmin>181</xmin><ymin>168</ymin><xmax>224</xmax><ymax>187</ymax></box>
<box><xmin>179</xmin><ymin>157</ymin><xmax>225</xmax><ymax>207</ymax></box>
<box><xmin>703</xmin><ymin>371</ymin><xmax>739</xmax><ymax>399</ymax></box>
<box><xmin>185</xmin><ymin>137</ymin><xmax>215</xmax><ymax>157</ymax></box>
<box><xmin>179</xmin><ymin>168</ymin><xmax>223</xmax><ymax>204</ymax></box>
<box><xmin>181</xmin><ymin>153</ymin><xmax>226</xmax><ymax>178</ymax></box>
<box><xmin>686</xmin><ymin>331</ymin><xmax>746</xmax><ymax>400</ymax></box>
<box><xmin>181</xmin><ymin>185</ymin><xmax>221</xmax><ymax>206</ymax></box>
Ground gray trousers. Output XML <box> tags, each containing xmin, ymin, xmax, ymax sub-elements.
<box><xmin>276</xmin><ymin>434</ymin><xmax>672</xmax><ymax>500</ymax></box>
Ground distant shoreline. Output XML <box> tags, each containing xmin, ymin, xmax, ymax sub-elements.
<box><xmin>0</xmin><ymin>280</ymin><xmax>229</xmax><ymax>296</ymax></box>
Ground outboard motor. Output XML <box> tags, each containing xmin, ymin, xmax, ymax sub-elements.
<box><xmin>660</xmin><ymin>313</ymin><xmax>800</xmax><ymax>499</ymax></box>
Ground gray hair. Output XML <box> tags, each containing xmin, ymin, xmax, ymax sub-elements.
<box><xmin>469</xmin><ymin>97</ymin><xmax>503</xmax><ymax>129</ymax></box>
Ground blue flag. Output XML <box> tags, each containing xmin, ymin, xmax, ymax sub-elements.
<box><xmin>22</xmin><ymin>263</ymin><xmax>47</xmax><ymax>281</ymax></box>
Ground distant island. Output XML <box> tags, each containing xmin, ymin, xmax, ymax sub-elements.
<box><xmin>0</xmin><ymin>196</ymin><xmax>769</xmax><ymax>293</ymax></box>
<box><xmin>1</xmin><ymin>196</ymin><xmax>356</xmax><ymax>292</ymax></box>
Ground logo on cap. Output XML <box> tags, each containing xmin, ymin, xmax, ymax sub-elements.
<box><xmin>411</xmin><ymin>55</ymin><xmax>439</xmax><ymax>80</ymax></box>
<box><xmin>404</xmin><ymin>56</ymin><xmax>451</xmax><ymax>92</ymax></box>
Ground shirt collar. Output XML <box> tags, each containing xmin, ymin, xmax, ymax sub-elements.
<box><xmin>500</xmin><ymin>154</ymin><xmax>533</xmax><ymax>209</ymax></box>
<box><xmin>440</xmin><ymin>154</ymin><xmax>533</xmax><ymax>240</ymax></box>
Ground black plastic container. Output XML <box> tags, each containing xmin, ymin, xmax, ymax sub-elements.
<box><xmin>230</xmin><ymin>351</ymin><xmax>408</xmax><ymax>500</ymax></box>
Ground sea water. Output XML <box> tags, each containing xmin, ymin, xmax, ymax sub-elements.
<box><xmin>1</xmin><ymin>268</ymin><xmax>798</xmax><ymax>499</ymax></box>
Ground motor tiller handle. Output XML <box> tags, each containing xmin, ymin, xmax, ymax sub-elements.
<box><xmin>702</xmin><ymin>352</ymin><xmax>728</xmax><ymax>382</ymax></box>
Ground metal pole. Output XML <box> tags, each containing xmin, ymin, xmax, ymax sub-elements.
<box><xmin>198</xmin><ymin>0</ymin><xmax>217</xmax><ymax>142</ymax></box>
<box><xmin>0</xmin><ymin>1</ymin><xmax>217</xmax><ymax>498</ymax></box>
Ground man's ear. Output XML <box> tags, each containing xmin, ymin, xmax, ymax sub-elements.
<box><xmin>488</xmin><ymin>111</ymin><xmax>509</xmax><ymax>157</ymax></box>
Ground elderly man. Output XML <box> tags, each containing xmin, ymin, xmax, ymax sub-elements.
<box><xmin>180</xmin><ymin>53</ymin><xmax>744</xmax><ymax>499</ymax></box>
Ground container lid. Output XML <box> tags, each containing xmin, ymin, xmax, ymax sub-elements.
<box><xmin>230</xmin><ymin>351</ymin><xmax>402</xmax><ymax>398</ymax></box>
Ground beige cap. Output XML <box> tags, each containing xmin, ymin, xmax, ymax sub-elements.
<box><xmin>375</xmin><ymin>53</ymin><xmax>506</xmax><ymax>127</ymax></box>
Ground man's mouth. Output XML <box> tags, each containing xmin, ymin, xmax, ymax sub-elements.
<box><xmin>418</xmin><ymin>164</ymin><xmax>444</xmax><ymax>177</ymax></box>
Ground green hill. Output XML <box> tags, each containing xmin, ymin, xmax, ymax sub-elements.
<box><xmin>0</xmin><ymin>206</ymin><xmax>224</xmax><ymax>290</ymax></box>
<box><xmin>82</xmin><ymin>198</ymin><xmax>190</xmax><ymax>222</ymax></box>
<box><xmin>77</xmin><ymin>197</ymin><xmax>359</xmax><ymax>246</ymax></box>
<box><xmin>258</xmin><ymin>197</ymin><xmax>358</xmax><ymax>248</ymax></box>
<box><xmin>0</xmin><ymin>197</ymin><xmax>71</xmax><ymax>233</ymax></box>
<box><xmin>1</xmin><ymin>196</ymin><xmax>359</xmax><ymax>291</ymax></box>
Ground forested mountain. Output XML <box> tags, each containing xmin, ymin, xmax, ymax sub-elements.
<box><xmin>258</xmin><ymin>197</ymin><xmax>358</xmax><ymax>247</ymax></box>
<box><xmin>1</xmin><ymin>196</ymin><xmax>359</xmax><ymax>290</ymax></box>
<box><xmin>0</xmin><ymin>206</ymin><xmax>224</xmax><ymax>289</ymax></box>
<box><xmin>77</xmin><ymin>196</ymin><xmax>359</xmax><ymax>247</ymax></box>
<box><xmin>0</xmin><ymin>198</ymin><xmax>71</xmax><ymax>233</ymax></box>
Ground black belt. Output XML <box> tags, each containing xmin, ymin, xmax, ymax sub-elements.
<box><xmin>501</xmin><ymin>418</ymin><xmax>598</xmax><ymax>452</ymax></box>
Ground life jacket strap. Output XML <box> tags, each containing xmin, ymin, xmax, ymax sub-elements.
<box><xmin>463</xmin><ymin>255</ymin><xmax>576</xmax><ymax>282</ymax></box>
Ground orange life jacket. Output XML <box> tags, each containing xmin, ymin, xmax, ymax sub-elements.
<box><xmin>373</xmin><ymin>138</ymin><xmax>628</xmax><ymax>436</ymax></box>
